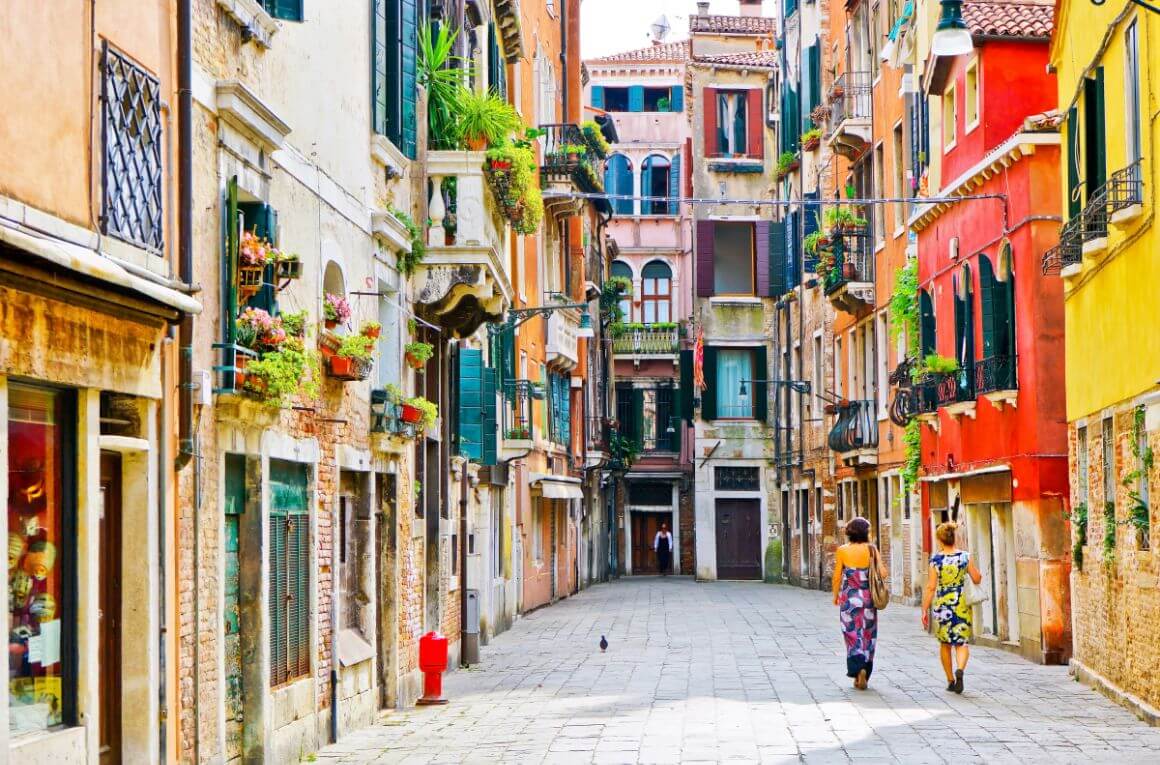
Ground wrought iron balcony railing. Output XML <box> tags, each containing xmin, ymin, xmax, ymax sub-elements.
<box><xmin>611</xmin><ymin>324</ymin><xmax>680</xmax><ymax>355</ymax></box>
<box><xmin>915</xmin><ymin>370</ymin><xmax>973</xmax><ymax>414</ymax></box>
<box><xmin>1106</xmin><ymin>160</ymin><xmax>1144</xmax><ymax>213</ymax></box>
<box><xmin>540</xmin><ymin>123</ymin><xmax>605</xmax><ymax>194</ymax></box>
<box><xmin>974</xmin><ymin>354</ymin><xmax>1017</xmax><ymax>395</ymax></box>
<box><xmin>502</xmin><ymin>379</ymin><xmax>538</xmax><ymax>441</ymax></box>
<box><xmin>1041</xmin><ymin>216</ymin><xmax>1083</xmax><ymax>275</ymax></box>
<box><xmin>370</xmin><ymin>391</ymin><xmax>420</xmax><ymax>438</ymax></box>
<box><xmin>1079</xmin><ymin>186</ymin><xmax>1108</xmax><ymax>243</ymax></box>
<box><xmin>823</xmin><ymin>222</ymin><xmax>874</xmax><ymax>295</ymax></box>
<box><xmin>827</xmin><ymin>399</ymin><xmax>879</xmax><ymax>453</ymax></box>
<box><xmin>827</xmin><ymin>71</ymin><xmax>872</xmax><ymax>134</ymax></box>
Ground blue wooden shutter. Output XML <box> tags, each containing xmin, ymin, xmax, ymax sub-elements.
<box><xmin>785</xmin><ymin>211</ymin><xmax>800</xmax><ymax>289</ymax></box>
<box><xmin>809</xmin><ymin>44</ymin><xmax>822</xmax><ymax>115</ymax></box>
<box><xmin>802</xmin><ymin>193</ymin><xmax>820</xmax><ymax>274</ymax></box>
<box><xmin>264</xmin><ymin>0</ymin><xmax>303</xmax><ymax>21</ymax></box>
<box><xmin>372</xmin><ymin>0</ymin><xmax>387</xmax><ymax>135</ymax></box>
<box><xmin>482</xmin><ymin>368</ymin><xmax>498</xmax><ymax>465</ymax></box>
<box><xmin>591</xmin><ymin>86</ymin><xmax>605</xmax><ymax>109</ymax></box>
<box><xmin>753</xmin><ymin>346</ymin><xmax>768</xmax><ymax>423</ymax></box>
<box><xmin>668</xmin><ymin>154</ymin><xmax>681</xmax><ymax>215</ymax></box>
<box><xmin>670</xmin><ymin>85</ymin><xmax>684</xmax><ymax>112</ymax></box>
<box><xmin>768</xmin><ymin>220</ymin><xmax>787</xmax><ymax>296</ymax></box>
<box><xmin>487</xmin><ymin>22</ymin><xmax>507</xmax><ymax>98</ymax></box>
<box><xmin>384</xmin><ymin>0</ymin><xmax>418</xmax><ymax>159</ymax></box>
<box><xmin>457</xmin><ymin>348</ymin><xmax>484</xmax><ymax>461</ymax></box>
<box><xmin>755</xmin><ymin>221</ymin><xmax>771</xmax><ymax>297</ymax></box>
<box><xmin>701</xmin><ymin>347</ymin><xmax>718</xmax><ymax>420</ymax></box>
<box><xmin>628</xmin><ymin>85</ymin><xmax>645</xmax><ymax>112</ymax></box>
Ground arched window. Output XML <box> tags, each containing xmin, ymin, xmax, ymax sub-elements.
<box><xmin>641</xmin><ymin>154</ymin><xmax>671</xmax><ymax>215</ymax></box>
<box><xmin>979</xmin><ymin>244</ymin><xmax>1017</xmax><ymax>390</ymax></box>
<box><xmin>604</xmin><ymin>154</ymin><xmax>634</xmax><ymax>215</ymax></box>
<box><xmin>953</xmin><ymin>263</ymin><xmax>975</xmax><ymax>397</ymax></box>
<box><xmin>641</xmin><ymin>261</ymin><xmax>672</xmax><ymax>324</ymax></box>
<box><xmin>610</xmin><ymin>260</ymin><xmax>633</xmax><ymax>321</ymax></box>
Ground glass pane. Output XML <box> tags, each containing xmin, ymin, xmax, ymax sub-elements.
<box><xmin>8</xmin><ymin>386</ymin><xmax>66</xmax><ymax>734</ymax></box>
<box><xmin>716</xmin><ymin>349</ymin><xmax>754</xmax><ymax>418</ymax></box>
<box><xmin>713</xmin><ymin>223</ymin><xmax>754</xmax><ymax>294</ymax></box>
<box><xmin>643</xmin><ymin>301</ymin><xmax>656</xmax><ymax>325</ymax></box>
<box><xmin>641</xmin><ymin>390</ymin><xmax>657</xmax><ymax>450</ymax></box>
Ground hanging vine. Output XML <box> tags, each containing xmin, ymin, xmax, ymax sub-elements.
<box><xmin>890</xmin><ymin>259</ymin><xmax>922</xmax><ymax>493</ymax></box>
<box><xmin>1123</xmin><ymin>405</ymin><xmax>1154</xmax><ymax>540</ymax></box>
<box><xmin>1066</xmin><ymin>502</ymin><xmax>1088</xmax><ymax>571</ymax></box>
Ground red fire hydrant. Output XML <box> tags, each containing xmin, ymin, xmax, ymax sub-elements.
<box><xmin>417</xmin><ymin>631</ymin><xmax>449</xmax><ymax>705</ymax></box>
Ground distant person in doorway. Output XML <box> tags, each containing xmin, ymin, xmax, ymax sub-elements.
<box><xmin>922</xmin><ymin>521</ymin><xmax>982</xmax><ymax>694</ymax></box>
<box><xmin>654</xmin><ymin>523</ymin><xmax>673</xmax><ymax>575</ymax></box>
<box><xmin>832</xmin><ymin>517</ymin><xmax>888</xmax><ymax>690</ymax></box>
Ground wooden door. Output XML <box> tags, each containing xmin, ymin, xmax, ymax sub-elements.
<box><xmin>715</xmin><ymin>499</ymin><xmax>761</xmax><ymax>580</ymax></box>
<box><xmin>99</xmin><ymin>453</ymin><xmax>123</xmax><ymax>765</ymax></box>
<box><xmin>223</xmin><ymin>455</ymin><xmax>246</xmax><ymax>759</ymax></box>
<box><xmin>631</xmin><ymin>512</ymin><xmax>667</xmax><ymax>574</ymax></box>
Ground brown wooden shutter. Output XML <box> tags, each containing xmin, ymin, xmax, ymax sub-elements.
<box><xmin>703</xmin><ymin>87</ymin><xmax>718</xmax><ymax>157</ymax></box>
<box><xmin>754</xmin><ymin>221</ymin><xmax>771</xmax><ymax>297</ymax></box>
<box><xmin>696</xmin><ymin>220</ymin><xmax>715</xmax><ymax>297</ymax></box>
<box><xmin>684</xmin><ymin>137</ymin><xmax>694</xmax><ymax>196</ymax></box>
<box><xmin>747</xmin><ymin>88</ymin><xmax>764</xmax><ymax>159</ymax></box>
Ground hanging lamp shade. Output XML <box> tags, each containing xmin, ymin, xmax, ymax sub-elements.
<box><xmin>932</xmin><ymin>0</ymin><xmax>973</xmax><ymax>57</ymax></box>
<box><xmin>576</xmin><ymin>310</ymin><xmax>595</xmax><ymax>338</ymax></box>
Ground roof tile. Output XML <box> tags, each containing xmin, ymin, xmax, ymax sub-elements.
<box><xmin>587</xmin><ymin>40</ymin><xmax>691</xmax><ymax>65</ymax></box>
<box><xmin>689</xmin><ymin>14</ymin><xmax>776</xmax><ymax>35</ymax></box>
<box><xmin>963</xmin><ymin>0</ymin><xmax>1054</xmax><ymax>39</ymax></box>
<box><xmin>694</xmin><ymin>50</ymin><xmax>779</xmax><ymax>69</ymax></box>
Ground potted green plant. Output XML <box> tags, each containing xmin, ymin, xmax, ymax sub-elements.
<box><xmin>801</xmin><ymin>128</ymin><xmax>822</xmax><ymax>151</ymax></box>
<box><xmin>329</xmin><ymin>333</ymin><xmax>375</xmax><ymax>380</ymax></box>
<box><xmin>418</xmin><ymin>22</ymin><xmax>472</xmax><ymax>150</ymax></box>
<box><xmin>824</xmin><ymin>206</ymin><xmax>868</xmax><ymax>234</ymax></box>
<box><xmin>360</xmin><ymin>321</ymin><xmax>382</xmax><ymax>340</ymax></box>
<box><xmin>274</xmin><ymin>250</ymin><xmax>301</xmax><ymax>281</ymax></box>
<box><xmin>454</xmin><ymin>88</ymin><xmax>520</xmax><ymax>150</ymax></box>
<box><xmin>505</xmin><ymin>426</ymin><xmax>530</xmax><ymax>440</ymax></box>
<box><xmin>580</xmin><ymin>120</ymin><xmax>611</xmax><ymax>158</ymax></box>
<box><xmin>918</xmin><ymin>353</ymin><xmax>960</xmax><ymax>377</ymax></box>
<box><xmin>776</xmin><ymin>151</ymin><xmax>799</xmax><ymax>179</ymax></box>
<box><xmin>280</xmin><ymin>310</ymin><xmax>307</xmax><ymax>339</ymax></box>
<box><xmin>401</xmin><ymin>396</ymin><xmax>438</xmax><ymax>431</ymax></box>
<box><xmin>404</xmin><ymin>341</ymin><xmax>434</xmax><ymax>370</ymax></box>
<box><xmin>242</xmin><ymin>337</ymin><xmax>319</xmax><ymax>407</ymax></box>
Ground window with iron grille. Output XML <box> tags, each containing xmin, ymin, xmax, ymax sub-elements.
<box><xmin>628</xmin><ymin>482</ymin><xmax>673</xmax><ymax>506</ymax></box>
<box><xmin>715</xmin><ymin>466</ymin><xmax>760</xmax><ymax>492</ymax></box>
<box><xmin>269</xmin><ymin>460</ymin><xmax>311</xmax><ymax>687</ymax></box>
<box><xmin>101</xmin><ymin>43</ymin><xmax>163</xmax><ymax>252</ymax></box>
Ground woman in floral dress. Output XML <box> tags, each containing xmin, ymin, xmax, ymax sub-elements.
<box><xmin>921</xmin><ymin>521</ymin><xmax>983</xmax><ymax>694</ymax></box>
<box><xmin>831</xmin><ymin>517</ymin><xmax>889</xmax><ymax>690</ymax></box>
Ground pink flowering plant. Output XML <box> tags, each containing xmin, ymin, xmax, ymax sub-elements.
<box><xmin>236</xmin><ymin>307</ymin><xmax>287</xmax><ymax>352</ymax></box>
<box><xmin>324</xmin><ymin>293</ymin><xmax>352</xmax><ymax>324</ymax></box>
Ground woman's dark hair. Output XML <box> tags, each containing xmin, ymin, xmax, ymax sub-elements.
<box><xmin>845</xmin><ymin>517</ymin><xmax>870</xmax><ymax>543</ymax></box>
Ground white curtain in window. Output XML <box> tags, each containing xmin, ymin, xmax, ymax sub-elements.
<box><xmin>716</xmin><ymin>349</ymin><xmax>753</xmax><ymax>418</ymax></box>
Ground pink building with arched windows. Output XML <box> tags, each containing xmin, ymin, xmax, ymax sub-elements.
<box><xmin>584</xmin><ymin>38</ymin><xmax>695</xmax><ymax>576</ymax></box>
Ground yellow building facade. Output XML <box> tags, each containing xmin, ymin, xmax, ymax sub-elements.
<box><xmin>1048</xmin><ymin>1</ymin><xmax>1160</xmax><ymax>719</ymax></box>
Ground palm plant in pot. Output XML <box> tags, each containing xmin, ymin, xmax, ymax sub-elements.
<box><xmin>418</xmin><ymin>22</ymin><xmax>472</xmax><ymax>150</ymax></box>
<box><xmin>454</xmin><ymin>88</ymin><xmax>520</xmax><ymax>151</ymax></box>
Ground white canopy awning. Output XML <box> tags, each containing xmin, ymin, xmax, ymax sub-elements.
<box><xmin>530</xmin><ymin>473</ymin><xmax>584</xmax><ymax>500</ymax></box>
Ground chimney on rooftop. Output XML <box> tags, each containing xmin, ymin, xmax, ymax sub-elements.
<box><xmin>697</xmin><ymin>2</ymin><xmax>710</xmax><ymax>15</ymax></box>
<box><xmin>738</xmin><ymin>0</ymin><xmax>762</xmax><ymax>17</ymax></box>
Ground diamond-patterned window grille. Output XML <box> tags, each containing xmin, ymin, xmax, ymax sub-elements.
<box><xmin>101</xmin><ymin>42</ymin><xmax>164</xmax><ymax>253</ymax></box>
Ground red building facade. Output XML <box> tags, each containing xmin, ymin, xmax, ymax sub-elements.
<box><xmin>910</xmin><ymin>26</ymin><xmax>1070</xmax><ymax>663</ymax></box>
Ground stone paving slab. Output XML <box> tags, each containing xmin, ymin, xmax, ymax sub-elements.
<box><xmin>313</xmin><ymin>578</ymin><xmax>1160</xmax><ymax>763</ymax></box>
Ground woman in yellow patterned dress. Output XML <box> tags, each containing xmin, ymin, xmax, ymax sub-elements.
<box><xmin>921</xmin><ymin>522</ymin><xmax>982</xmax><ymax>694</ymax></box>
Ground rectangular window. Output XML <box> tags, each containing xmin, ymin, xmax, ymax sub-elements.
<box><xmin>874</xmin><ymin>143</ymin><xmax>886</xmax><ymax>246</ymax></box>
<box><xmin>1126</xmin><ymin>21</ymin><xmax>1142</xmax><ymax>164</ymax></box>
<box><xmin>716</xmin><ymin>349</ymin><xmax>755</xmax><ymax>419</ymax></box>
<box><xmin>269</xmin><ymin>459</ymin><xmax>310</xmax><ymax>687</ymax></box>
<box><xmin>965</xmin><ymin>60</ymin><xmax>979</xmax><ymax>130</ymax></box>
<box><xmin>943</xmin><ymin>84</ymin><xmax>956</xmax><ymax>149</ymax></box>
<box><xmin>715</xmin><ymin>467</ymin><xmax>760</xmax><ymax>492</ymax></box>
<box><xmin>792</xmin><ymin>344</ymin><xmax>802</xmax><ymax>427</ymax></box>
<box><xmin>813</xmin><ymin>335</ymin><xmax>823</xmax><ymax>415</ymax></box>
<box><xmin>602</xmin><ymin>87</ymin><xmax>630</xmax><ymax>112</ymax></box>
<box><xmin>713</xmin><ymin>222</ymin><xmax>755</xmax><ymax>295</ymax></box>
<box><xmin>547</xmin><ymin>371</ymin><xmax>570</xmax><ymax>447</ymax></box>
<box><xmin>1077</xmin><ymin>425</ymin><xmax>1089</xmax><ymax>507</ymax></box>
<box><xmin>643</xmin><ymin>87</ymin><xmax>674</xmax><ymax>112</ymax></box>
<box><xmin>1103</xmin><ymin>418</ymin><xmax>1115</xmax><ymax>507</ymax></box>
<box><xmin>629</xmin><ymin>482</ymin><xmax>675</xmax><ymax>505</ymax></box>
<box><xmin>8</xmin><ymin>385</ymin><xmax>75</xmax><ymax>734</ymax></box>
<box><xmin>893</xmin><ymin>121</ymin><xmax>906</xmax><ymax>230</ymax></box>
<box><xmin>101</xmin><ymin>43</ymin><xmax>164</xmax><ymax>252</ymax></box>
<box><xmin>716</xmin><ymin>91</ymin><xmax>748</xmax><ymax>157</ymax></box>
<box><xmin>262</xmin><ymin>0</ymin><xmax>303</xmax><ymax>21</ymax></box>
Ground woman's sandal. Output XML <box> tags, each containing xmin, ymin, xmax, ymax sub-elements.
<box><xmin>954</xmin><ymin>669</ymin><xmax>964</xmax><ymax>694</ymax></box>
<box><xmin>946</xmin><ymin>680</ymin><xmax>956</xmax><ymax>692</ymax></box>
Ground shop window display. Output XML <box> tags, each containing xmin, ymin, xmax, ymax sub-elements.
<box><xmin>8</xmin><ymin>386</ymin><xmax>69</xmax><ymax>734</ymax></box>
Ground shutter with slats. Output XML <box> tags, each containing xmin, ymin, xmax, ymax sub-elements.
<box><xmin>288</xmin><ymin>513</ymin><xmax>309</xmax><ymax>679</ymax></box>
<box><xmin>679</xmin><ymin>349</ymin><xmax>694</xmax><ymax>424</ymax></box>
<box><xmin>264</xmin><ymin>0</ymin><xmax>303</xmax><ymax>21</ymax></box>
<box><xmin>670</xmin><ymin>84</ymin><xmax>684</xmax><ymax>113</ymax></box>
<box><xmin>667</xmin><ymin>383</ymin><xmax>682</xmax><ymax>452</ymax></box>
<box><xmin>591</xmin><ymin>86</ymin><xmax>605</xmax><ymax>109</ymax></box>
<box><xmin>785</xmin><ymin>211</ymin><xmax>800</xmax><ymax>289</ymax></box>
<box><xmin>809</xmin><ymin>44</ymin><xmax>822</xmax><ymax>116</ymax></box>
<box><xmin>400</xmin><ymin>0</ymin><xmax>418</xmax><ymax>159</ymax></box>
<box><xmin>979</xmin><ymin>257</ymin><xmax>996</xmax><ymax>359</ymax></box>
<box><xmin>1067</xmin><ymin>106</ymin><xmax>1081</xmax><ymax>218</ymax></box>
<box><xmin>457</xmin><ymin>348</ymin><xmax>484</xmax><ymax>461</ymax></box>
<box><xmin>628</xmin><ymin>85</ymin><xmax>645</xmax><ymax>112</ymax></box>
<box><xmin>269</xmin><ymin>460</ymin><xmax>309</xmax><ymax>686</ymax></box>
<box><xmin>753</xmin><ymin>346</ymin><xmax>768</xmax><ymax>423</ymax></box>
<box><xmin>768</xmin><ymin>220</ymin><xmax>787</xmax><ymax>296</ymax></box>
<box><xmin>701</xmin><ymin>347</ymin><xmax>719</xmax><ymax>421</ymax></box>
<box><xmin>225</xmin><ymin>177</ymin><xmax>239</xmax><ymax>347</ymax></box>
<box><xmin>630</xmin><ymin>387</ymin><xmax>645</xmax><ymax>448</ymax></box>
<box><xmin>482</xmin><ymin>367</ymin><xmax>498</xmax><ymax>465</ymax></box>
<box><xmin>703</xmin><ymin>87</ymin><xmax>718</xmax><ymax>156</ymax></box>
<box><xmin>755</xmin><ymin>221</ymin><xmax>772</xmax><ymax>297</ymax></box>
<box><xmin>668</xmin><ymin>153</ymin><xmax>681</xmax><ymax>215</ymax></box>
<box><xmin>373</xmin><ymin>0</ymin><xmax>388</xmax><ymax>136</ymax></box>
<box><xmin>696</xmin><ymin>220</ymin><xmax>715</xmax><ymax>297</ymax></box>
<box><xmin>1083</xmin><ymin>68</ymin><xmax>1107</xmax><ymax>195</ymax></box>
<box><xmin>919</xmin><ymin>289</ymin><xmax>935</xmax><ymax>359</ymax></box>
<box><xmin>268</xmin><ymin>510</ymin><xmax>286</xmax><ymax>686</ymax></box>
<box><xmin>802</xmin><ymin>194</ymin><xmax>820</xmax><ymax>274</ymax></box>
<box><xmin>487</xmin><ymin>23</ymin><xmax>504</xmax><ymax>98</ymax></box>
<box><xmin>746</xmin><ymin>89</ymin><xmax>764</xmax><ymax>159</ymax></box>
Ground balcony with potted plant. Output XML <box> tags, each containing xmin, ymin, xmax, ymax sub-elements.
<box><xmin>818</xmin><ymin>206</ymin><xmax>874</xmax><ymax>312</ymax></box>
<box><xmin>370</xmin><ymin>384</ymin><xmax>419</xmax><ymax>450</ymax></box>
<box><xmin>500</xmin><ymin>379</ymin><xmax>537</xmax><ymax>461</ymax></box>
<box><xmin>539</xmin><ymin>123</ymin><xmax>610</xmax><ymax>217</ymax></box>
<box><xmin>217</xmin><ymin>307</ymin><xmax>319</xmax><ymax>416</ymax></box>
<box><xmin>913</xmin><ymin>353</ymin><xmax>975</xmax><ymax>427</ymax></box>
<box><xmin>610</xmin><ymin>322</ymin><xmax>680</xmax><ymax>358</ymax></box>
<box><xmin>826</xmin><ymin>71</ymin><xmax>872</xmax><ymax>158</ymax></box>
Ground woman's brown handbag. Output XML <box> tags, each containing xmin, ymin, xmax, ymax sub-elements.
<box><xmin>868</xmin><ymin>545</ymin><xmax>890</xmax><ymax>610</ymax></box>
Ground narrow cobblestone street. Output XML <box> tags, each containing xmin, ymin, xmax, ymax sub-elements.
<box><xmin>316</xmin><ymin>578</ymin><xmax>1160</xmax><ymax>764</ymax></box>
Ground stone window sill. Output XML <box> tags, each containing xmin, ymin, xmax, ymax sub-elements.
<box><xmin>217</xmin><ymin>0</ymin><xmax>279</xmax><ymax>48</ymax></box>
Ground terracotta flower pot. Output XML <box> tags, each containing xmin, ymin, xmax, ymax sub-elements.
<box><xmin>329</xmin><ymin>355</ymin><xmax>354</xmax><ymax>377</ymax></box>
<box><xmin>405</xmin><ymin>352</ymin><xmax>425</xmax><ymax>370</ymax></box>
<box><xmin>234</xmin><ymin>354</ymin><xmax>249</xmax><ymax>389</ymax></box>
<box><xmin>489</xmin><ymin>159</ymin><xmax>512</xmax><ymax>171</ymax></box>
<box><xmin>324</xmin><ymin>318</ymin><xmax>339</xmax><ymax>330</ymax></box>
<box><xmin>400</xmin><ymin>404</ymin><xmax>423</xmax><ymax>424</ymax></box>
<box><xmin>466</xmin><ymin>134</ymin><xmax>488</xmax><ymax>151</ymax></box>
<box><xmin>362</xmin><ymin>327</ymin><xmax>381</xmax><ymax>340</ymax></box>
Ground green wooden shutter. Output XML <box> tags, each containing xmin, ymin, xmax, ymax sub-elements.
<box><xmin>702</xmin><ymin>347</ymin><xmax>718</xmax><ymax>420</ymax></box>
<box><xmin>268</xmin><ymin>507</ymin><xmax>286</xmax><ymax>686</ymax></box>
<box><xmin>264</xmin><ymin>0</ymin><xmax>303</xmax><ymax>21</ymax></box>
<box><xmin>1066</xmin><ymin>106</ymin><xmax>1081</xmax><ymax>218</ymax></box>
<box><xmin>1083</xmin><ymin>68</ymin><xmax>1107</xmax><ymax>196</ymax></box>
<box><xmin>225</xmin><ymin>177</ymin><xmax>239</xmax><ymax>349</ymax></box>
<box><xmin>919</xmin><ymin>289</ymin><xmax>936</xmax><ymax>359</ymax></box>
<box><xmin>802</xmin><ymin>194</ymin><xmax>819</xmax><ymax>274</ymax></box>
<box><xmin>630</xmin><ymin>388</ymin><xmax>645</xmax><ymax>448</ymax></box>
<box><xmin>628</xmin><ymin>85</ymin><xmax>645</xmax><ymax>112</ymax></box>
<box><xmin>1002</xmin><ymin>271</ymin><xmax>1015</xmax><ymax>359</ymax></box>
<box><xmin>769</xmin><ymin>220</ymin><xmax>787</xmax><ymax>295</ymax></box>
<box><xmin>269</xmin><ymin>460</ymin><xmax>309</xmax><ymax>686</ymax></box>
<box><xmin>753</xmin><ymin>346</ymin><xmax>768</xmax><ymax>422</ymax></box>
<box><xmin>670</xmin><ymin>85</ymin><xmax>684</xmax><ymax>112</ymax></box>
<box><xmin>384</xmin><ymin>0</ymin><xmax>418</xmax><ymax>159</ymax></box>
<box><xmin>238</xmin><ymin>202</ymin><xmax>278</xmax><ymax>314</ymax></box>
<box><xmin>487</xmin><ymin>22</ymin><xmax>507</xmax><ymax>98</ymax></box>
<box><xmin>457</xmin><ymin>348</ymin><xmax>484</xmax><ymax>460</ymax></box>
<box><xmin>679</xmin><ymin>349</ymin><xmax>694</xmax><ymax>424</ymax></box>
<box><xmin>809</xmin><ymin>44</ymin><xmax>822</xmax><ymax>116</ymax></box>
<box><xmin>482</xmin><ymin>367</ymin><xmax>498</xmax><ymax>465</ymax></box>
<box><xmin>591</xmin><ymin>86</ymin><xmax>605</xmax><ymax>109</ymax></box>
<box><xmin>372</xmin><ymin>0</ymin><xmax>388</xmax><ymax>136</ymax></box>
<box><xmin>979</xmin><ymin>257</ymin><xmax>996</xmax><ymax>359</ymax></box>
